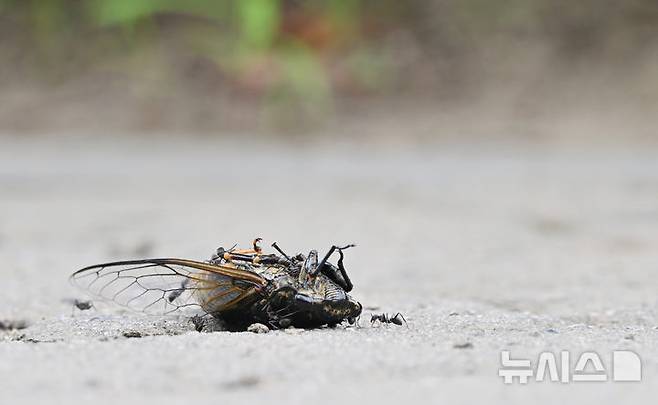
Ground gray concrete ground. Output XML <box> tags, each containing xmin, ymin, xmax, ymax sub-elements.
<box><xmin>1</xmin><ymin>136</ymin><xmax>657</xmax><ymax>404</ymax></box>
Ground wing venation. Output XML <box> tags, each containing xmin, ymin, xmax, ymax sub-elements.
<box><xmin>70</xmin><ymin>258</ymin><xmax>267</xmax><ymax>315</ymax></box>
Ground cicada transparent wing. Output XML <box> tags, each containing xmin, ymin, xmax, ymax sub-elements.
<box><xmin>70</xmin><ymin>258</ymin><xmax>267</xmax><ymax>316</ymax></box>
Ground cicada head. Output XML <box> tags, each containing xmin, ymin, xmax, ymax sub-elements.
<box><xmin>347</xmin><ymin>301</ymin><xmax>363</xmax><ymax>325</ymax></box>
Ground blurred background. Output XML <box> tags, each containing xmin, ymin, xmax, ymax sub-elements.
<box><xmin>1</xmin><ymin>0</ymin><xmax>656</xmax><ymax>139</ymax></box>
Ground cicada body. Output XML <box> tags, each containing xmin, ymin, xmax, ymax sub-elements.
<box><xmin>70</xmin><ymin>240</ymin><xmax>362</xmax><ymax>330</ymax></box>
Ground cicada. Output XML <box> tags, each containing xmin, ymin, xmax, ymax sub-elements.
<box><xmin>70</xmin><ymin>239</ymin><xmax>362</xmax><ymax>330</ymax></box>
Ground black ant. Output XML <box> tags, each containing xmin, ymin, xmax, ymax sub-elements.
<box><xmin>370</xmin><ymin>312</ymin><xmax>407</xmax><ymax>327</ymax></box>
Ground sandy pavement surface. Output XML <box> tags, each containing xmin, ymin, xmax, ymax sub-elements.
<box><xmin>1</xmin><ymin>136</ymin><xmax>657</xmax><ymax>404</ymax></box>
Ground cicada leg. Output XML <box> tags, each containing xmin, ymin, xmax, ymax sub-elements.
<box><xmin>231</xmin><ymin>238</ymin><xmax>263</xmax><ymax>255</ymax></box>
<box><xmin>316</xmin><ymin>244</ymin><xmax>355</xmax><ymax>292</ymax></box>
<box><xmin>271</xmin><ymin>242</ymin><xmax>292</xmax><ymax>261</ymax></box>
<box><xmin>257</xmin><ymin>286</ymin><xmax>298</xmax><ymax>329</ymax></box>
<box><xmin>300</xmin><ymin>250</ymin><xmax>318</xmax><ymax>284</ymax></box>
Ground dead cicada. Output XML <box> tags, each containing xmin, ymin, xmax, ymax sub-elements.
<box><xmin>70</xmin><ymin>239</ymin><xmax>362</xmax><ymax>330</ymax></box>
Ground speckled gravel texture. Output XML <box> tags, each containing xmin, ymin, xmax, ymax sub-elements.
<box><xmin>1</xmin><ymin>136</ymin><xmax>657</xmax><ymax>404</ymax></box>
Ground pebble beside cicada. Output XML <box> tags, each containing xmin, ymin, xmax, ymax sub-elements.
<box><xmin>70</xmin><ymin>239</ymin><xmax>362</xmax><ymax>330</ymax></box>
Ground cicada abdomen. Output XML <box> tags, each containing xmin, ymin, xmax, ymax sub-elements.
<box><xmin>191</xmin><ymin>268</ymin><xmax>264</xmax><ymax>317</ymax></box>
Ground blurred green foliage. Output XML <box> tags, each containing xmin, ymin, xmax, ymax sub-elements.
<box><xmin>0</xmin><ymin>0</ymin><xmax>656</xmax><ymax>129</ymax></box>
<box><xmin>1</xmin><ymin>0</ymin><xmax>400</xmax><ymax>126</ymax></box>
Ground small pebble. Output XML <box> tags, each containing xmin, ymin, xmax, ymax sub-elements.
<box><xmin>247</xmin><ymin>323</ymin><xmax>270</xmax><ymax>334</ymax></box>
<box><xmin>453</xmin><ymin>342</ymin><xmax>474</xmax><ymax>349</ymax></box>
<box><xmin>73</xmin><ymin>300</ymin><xmax>94</xmax><ymax>311</ymax></box>
<box><xmin>122</xmin><ymin>331</ymin><xmax>142</xmax><ymax>338</ymax></box>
